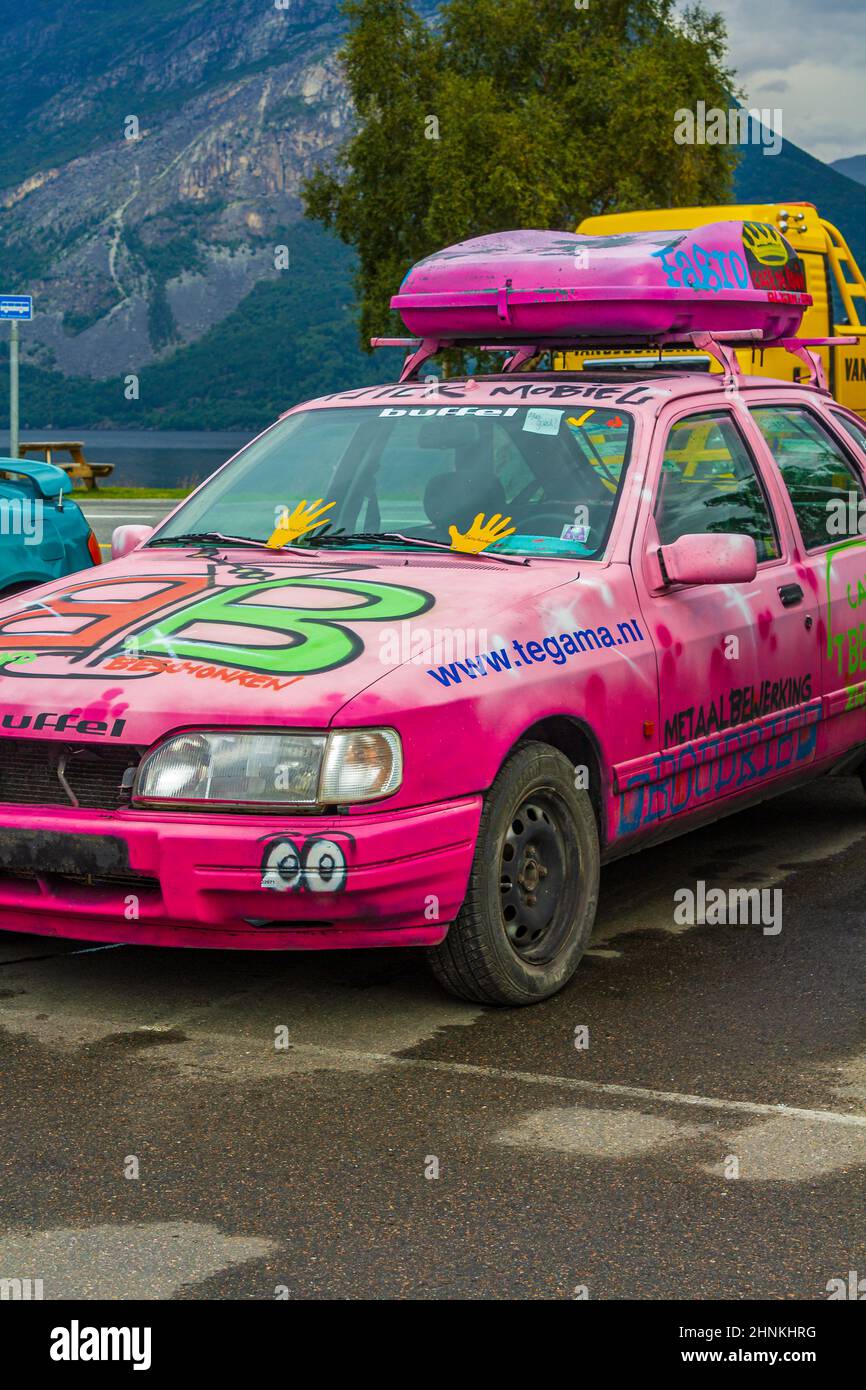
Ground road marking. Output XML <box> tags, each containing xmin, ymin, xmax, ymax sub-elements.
<box><xmin>0</xmin><ymin>942</ymin><xmax>125</xmax><ymax>966</ymax></box>
<box><xmin>285</xmin><ymin>1043</ymin><xmax>866</xmax><ymax>1130</ymax></box>
<box><xmin>68</xmin><ymin>943</ymin><xmax>126</xmax><ymax>955</ymax></box>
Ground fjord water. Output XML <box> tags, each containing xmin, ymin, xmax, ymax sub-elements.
<box><xmin>0</xmin><ymin>429</ymin><xmax>253</xmax><ymax>489</ymax></box>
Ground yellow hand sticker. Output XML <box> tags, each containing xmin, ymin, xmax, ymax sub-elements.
<box><xmin>448</xmin><ymin>512</ymin><xmax>516</xmax><ymax>554</ymax></box>
<box><xmin>267</xmin><ymin>498</ymin><xmax>336</xmax><ymax>549</ymax></box>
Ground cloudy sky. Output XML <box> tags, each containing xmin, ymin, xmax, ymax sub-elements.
<box><xmin>684</xmin><ymin>0</ymin><xmax>865</xmax><ymax>164</ymax></box>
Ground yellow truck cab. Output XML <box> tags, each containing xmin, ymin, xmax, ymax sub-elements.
<box><xmin>566</xmin><ymin>203</ymin><xmax>866</xmax><ymax>421</ymax></box>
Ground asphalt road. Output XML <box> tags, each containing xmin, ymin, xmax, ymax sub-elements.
<box><xmin>78</xmin><ymin>498</ymin><xmax>178</xmax><ymax>555</ymax></box>
<box><xmin>0</xmin><ymin>777</ymin><xmax>864</xmax><ymax>1300</ymax></box>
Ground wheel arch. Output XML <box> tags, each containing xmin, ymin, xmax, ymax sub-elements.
<box><xmin>0</xmin><ymin>578</ymin><xmax>44</xmax><ymax>600</ymax></box>
<box><xmin>510</xmin><ymin>714</ymin><xmax>608</xmax><ymax>846</ymax></box>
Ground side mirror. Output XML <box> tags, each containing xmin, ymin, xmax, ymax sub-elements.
<box><xmin>111</xmin><ymin>524</ymin><xmax>154</xmax><ymax>560</ymax></box>
<box><xmin>658</xmin><ymin>533</ymin><xmax>757</xmax><ymax>587</ymax></box>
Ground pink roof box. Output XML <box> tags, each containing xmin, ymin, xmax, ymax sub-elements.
<box><xmin>391</xmin><ymin>221</ymin><xmax>812</xmax><ymax>343</ymax></box>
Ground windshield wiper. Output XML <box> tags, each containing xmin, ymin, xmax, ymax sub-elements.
<box><xmin>312</xmin><ymin>532</ymin><xmax>529</xmax><ymax>566</ymax></box>
<box><xmin>148</xmin><ymin>531</ymin><xmax>317</xmax><ymax>556</ymax></box>
<box><xmin>148</xmin><ymin>529</ymin><xmax>528</xmax><ymax>564</ymax></box>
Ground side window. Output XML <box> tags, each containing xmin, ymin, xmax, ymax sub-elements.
<box><xmin>831</xmin><ymin>409</ymin><xmax>866</xmax><ymax>457</ymax></box>
<box><xmin>654</xmin><ymin>411</ymin><xmax>780</xmax><ymax>562</ymax></box>
<box><xmin>751</xmin><ymin>405</ymin><xmax>865</xmax><ymax>550</ymax></box>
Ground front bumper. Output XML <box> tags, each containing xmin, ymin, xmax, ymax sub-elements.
<box><xmin>0</xmin><ymin>796</ymin><xmax>482</xmax><ymax>950</ymax></box>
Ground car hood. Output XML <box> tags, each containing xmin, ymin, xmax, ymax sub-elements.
<box><xmin>0</xmin><ymin>549</ymin><xmax>579</xmax><ymax>745</ymax></box>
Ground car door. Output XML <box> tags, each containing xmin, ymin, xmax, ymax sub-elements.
<box><xmin>622</xmin><ymin>401</ymin><xmax>821</xmax><ymax>837</ymax></box>
<box><xmin>748</xmin><ymin>400</ymin><xmax>866</xmax><ymax>764</ymax></box>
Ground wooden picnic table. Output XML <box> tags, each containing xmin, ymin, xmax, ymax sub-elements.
<box><xmin>17</xmin><ymin>441</ymin><xmax>115</xmax><ymax>491</ymax></box>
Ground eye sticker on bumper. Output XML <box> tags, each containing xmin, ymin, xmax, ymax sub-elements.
<box><xmin>260</xmin><ymin>838</ymin><xmax>303</xmax><ymax>892</ymax></box>
<box><xmin>260</xmin><ymin>835</ymin><xmax>351</xmax><ymax>893</ymax></box>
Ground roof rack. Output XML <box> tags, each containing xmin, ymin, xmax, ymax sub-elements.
<box><xmin>371</xmin><ymin>332</ymin><xmax>858</xmax><ymax>389</ymax></box>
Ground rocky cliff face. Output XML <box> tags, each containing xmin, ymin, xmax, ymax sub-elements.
<box><xmin>3</xmin><ymin>0</ymin><xmax>864</xmax><ymax>422</ymax></box>
<box><xmin>0</xmin><ymin>0</ymin><xmax>372</xmax><ymax>380</ymax></box>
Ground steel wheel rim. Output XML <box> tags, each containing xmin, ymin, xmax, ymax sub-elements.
<box><xmin>498</xmin><ymin>788</ymin><xmax>577</xmax><ymax>964</ymax></box>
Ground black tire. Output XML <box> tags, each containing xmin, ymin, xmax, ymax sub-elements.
<box><xmin>427</xmin><ymin>741</ymin><xmax>599</xmax><ymax>1006</ymax></box>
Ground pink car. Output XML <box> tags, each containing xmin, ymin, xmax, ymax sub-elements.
<box><xmin>1</xmin><ymin>224</ymin><xmax>865</xmax><ymax>1004</ymax></box>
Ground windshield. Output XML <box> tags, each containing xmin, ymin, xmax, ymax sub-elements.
<box><xmin>152</xmin><ymin>403</ymin><xmax>636</xmax><ymax>559</ymax></box>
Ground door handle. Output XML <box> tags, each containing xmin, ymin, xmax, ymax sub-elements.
<box><xmin>778</xmin><ymin>583</ymin><xmax>804</xmax><ymax>608</ymax></box>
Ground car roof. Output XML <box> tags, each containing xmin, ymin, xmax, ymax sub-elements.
<box><xmin>289</xmin><ymin>370</ymin><xmax>829</xmax><ymax>419</ymax></box>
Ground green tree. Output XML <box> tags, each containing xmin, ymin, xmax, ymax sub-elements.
<box><xmin>304</xmin><ymin>0</ymin><xmax>738</xmax><ymax>350</ymax></box>
<box><xmin>304</xmin><ymin>0</ymin><xmax>442</xmax><ymax>352</ymax></box>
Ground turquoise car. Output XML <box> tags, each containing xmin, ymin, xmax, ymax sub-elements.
<box><xmin>0</xmin><ymin>456</ymin><xmax>99</xmax><ymax>599</ymax></box>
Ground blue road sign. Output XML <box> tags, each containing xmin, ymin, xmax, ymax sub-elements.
<box><xmin>0</xmin><ymin>296</ymin><xmax>32</xmax><ymax>321</ymax></box>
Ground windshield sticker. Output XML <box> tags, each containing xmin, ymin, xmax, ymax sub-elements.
<box><xmin>378</xmin><ymin>406</ymin><xmax>519</xmax><ymax>418</ymax></box>
<box><xmin>449</xmin><ymin>512</ymin><xmax>516</xmax><ymax>554</ymax></box>
<box><xmin>0</xmin><ymin>572</ymin><xmax>434</xmax><ymax>680</ymax></box>
<box><xmin>560</xmin><ymin>523</ymin><xmax>589</xmax><ymax>543</ymax></box>
<box><xmin>522</xmin><ymin>408</ymin><xmax>563</xmax><ymax>436</ymax></box>
<box><xmin>267</xmin><ymin>498</ymin><xmax>336</xmax><ymax>549</ymax></box>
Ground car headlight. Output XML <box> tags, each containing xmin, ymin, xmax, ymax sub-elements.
<box><xmin>319</xmin><ymin>729</ymin><xmax>402</xmax><ymax>802</ymax></box>
<box><xmin>133</xmin><ymin>728</ymin><xmax>402</xmax><ymax>808</ymax></box>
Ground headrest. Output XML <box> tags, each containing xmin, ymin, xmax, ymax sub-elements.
<box><xmin>423</xmin><ymin>471</ymin><xmax>507</xmax><ymax>529</ymax></box>
<box><xmin>417</xmin><ymin>417</ymin><xmax>483</xmax><ymax>449</ymax></box>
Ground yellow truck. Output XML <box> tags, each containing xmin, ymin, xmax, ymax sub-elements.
<box><xmin>566</xmin><ymin>202</ymin><xmax>866</xmax><ymax>421</ymax></box>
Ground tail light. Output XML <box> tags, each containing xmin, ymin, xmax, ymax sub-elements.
<box><xmin>87</xmin><ymin>530</ymin><xmax>102</xmax><ymax>565</ymax></box>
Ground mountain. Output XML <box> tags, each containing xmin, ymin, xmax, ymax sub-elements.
<box><xmin>0</xmin><ymin>0</ymin><xmax>421</xmax><ymax>428</ymax></box>
<box><xmin>734</xmin><ymin>137</ymin><xmax>866</xmax><ymax>270</ymax></box>
<box><xmin>0</xmin><ymin>2</ymin><xmax>863</xmax><ymax>429</ymax></box>
<box><xmin>831</xmin><ymin>154</ymin><xmax>866</xmax><ymax>188</ymax></box>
